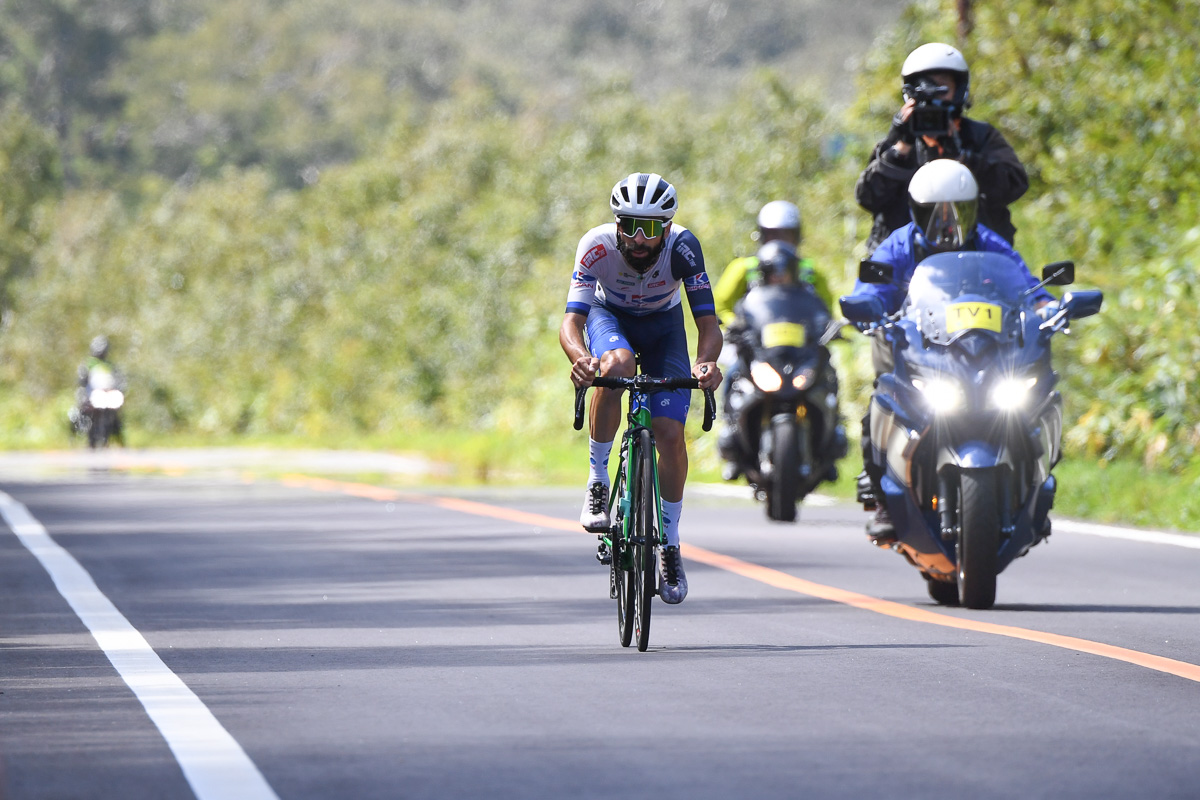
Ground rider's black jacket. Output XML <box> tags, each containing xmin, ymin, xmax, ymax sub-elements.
<box><xmin>855</xmin><ymin>117</ymin><xmax>1029</xmax><ymax>252</ymax></box>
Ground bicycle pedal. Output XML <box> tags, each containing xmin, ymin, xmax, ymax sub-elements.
<box><xmin>595</xmin><ymin>544</ymin><xmax>612</xmax><ymax>565</ymax></box>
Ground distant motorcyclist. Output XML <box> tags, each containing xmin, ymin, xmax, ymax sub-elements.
<box><xmin>714</xmin><ymin>202</ymin><xmax>832</xmax><ymax>480</ymax></box>
<box><xmin>855</xmin><ymin>42</ymin><xmax>1029</xmax><ymax>252</ymax></box>
<box><xmin>73</xmin><ymin>335</ymin><xmax>126</xmax><ymax>447</ymax></box>
<box><xmin>845</xmin><ymin>159</ymin><xmax>1052</xmax><ymax>541</ymax></box>
<box><xmin>720</xmin><ymin>240</ymin><xmax>843</xmax><ymax>483</ymax></box>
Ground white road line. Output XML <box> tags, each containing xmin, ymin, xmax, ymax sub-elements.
<box><xmin>1053</xmin><ymin>518</ymin><xmax>1200</xmax><ymax>549</ymax></box>
<box><xmin>0</xmin><ymin>491</ymin><xmax>279</xmax><ymax>800</ymax></box>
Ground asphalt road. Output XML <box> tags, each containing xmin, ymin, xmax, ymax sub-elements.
<box><xmin>2</xmin><ymin>459</ymin><xmax>1200</xmax><ymax>799</ymax></box>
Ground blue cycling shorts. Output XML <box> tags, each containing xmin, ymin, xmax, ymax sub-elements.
<box><xmin>585</xmin><ymin>303</ymin><xmax>691</xmax><ymax>423</ymax></box>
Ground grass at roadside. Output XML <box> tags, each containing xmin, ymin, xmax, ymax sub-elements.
<box><xmin>5</xmin><ymin>400</ymin><xmax>1196</xmax><ymax>534</ymax></box>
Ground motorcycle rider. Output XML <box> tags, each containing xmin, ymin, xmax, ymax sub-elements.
<box><xmin>559</xmin><ymin>172</ymin><xmax>723</xmax><ymax>604</ymax></box>
<box><xmin>720</xmin><ymin>240</ymin><xmax>843</xmax><ymax>482</ymax></box>
<box><xmin>74</xmin><ymin>335</ymin><xmax>125</xmax><ymax>444</ymax></box>
<box><xmin>713</xmin><ymin>201</ymin><xmax>832</xmax><ymax>479</ymax></box>
<box><xmin>845</xmin><ymin>159</ymin><xmax>1053</xmax><ymax>542</ymax></box>
<box><xmin>855</xmin><ymin>42</ymin><xmax>1029</xmax><ymax>252</ymax></box>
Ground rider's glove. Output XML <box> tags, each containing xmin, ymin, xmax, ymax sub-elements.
<box><xmin>884</xmin><ymin>109</ymin><xmax>915</xmax><ymax>148</ymax></box>
<box><xmin>1035</xmin><ymin>301</ymin><xmax>1061</xmax><ymax>321</ymax></box>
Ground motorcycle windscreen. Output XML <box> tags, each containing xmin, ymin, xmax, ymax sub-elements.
<box><xmin>905</xmin><ymin>251</ymin><xmax>1029</xmax><ymax>346</ymax></box>
<box><xmin>739</xmin><ymin>284</ymin><xmax>831</xmax><ymax>350</ymax></box>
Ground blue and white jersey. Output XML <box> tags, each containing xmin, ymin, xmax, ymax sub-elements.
<box><xmin>564</xmin><ymin>223</ymin><xmax>716</xmax><ymax>319</ymax></box>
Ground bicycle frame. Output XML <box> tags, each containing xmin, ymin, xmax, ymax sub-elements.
<box><xmin>605</xmin><ymin>388</ymin><xmax>665</xmax><ymax>565</ymax></box>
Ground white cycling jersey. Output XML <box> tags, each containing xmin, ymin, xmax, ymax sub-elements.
<box><xmin>565</xmin><ymin>223</ymin><xmax>715</xmax><ymax>318</ymax></box>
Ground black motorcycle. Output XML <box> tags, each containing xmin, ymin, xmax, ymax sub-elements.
<box><xmin>721</xmin><ymin>282</ymin><xmax>846</xmax><ymax>521</ymax></box>
<box><xmin>841</xmin><ymin>252</ymin><xmax>1102</xmax><ymax>608</ymax></box>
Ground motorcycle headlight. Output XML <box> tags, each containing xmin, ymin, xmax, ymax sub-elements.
<box><xmin>990</xmin><ymin>377</ymin><xmax>1038</xmax><ymax>411</ymax></box>
<box><xmin>912</xmin><ymin>377</ymin><xmax>964</xmax><ymax>414</ymax></box>
<box><xmin>750</xmin><ymin>362</ymin><xmax>783</xmax><ymax>392</ymax></box>
<box><xmin>792</xmin><ymin>367</ymin><xmax>817</xmax><ymax>390</ymax></box>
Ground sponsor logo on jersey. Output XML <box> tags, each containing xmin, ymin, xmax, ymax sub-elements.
<box><xmin>684</xmin><ymin>273</ymin><xmax>711</xmax><ymax>291</ymax></box>
<box><xmin>616</xmin><ymin>279</ymin><xmax>635</xmax><ymax>287</ymax></box>
<box><xmin>675</xmin><ymin>241</ymin><xmax>698</xmax><ymax>269</ymax></box>
<box><xmin>580</xmin><ymin>244</ymin><xmax>607</xmax><ymax>269</ymax></box>
<box><xmin>647</xmin><ymin>279</ymin><xmax>666</xmax><ymax>289</ymax></box>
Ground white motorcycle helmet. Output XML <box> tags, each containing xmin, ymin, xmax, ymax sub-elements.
<box><xmin>901</xmin><ymin>42</ymin><xmax>971</xmax><ymax>112</ymax></box>
<box><xmin>908</xmin><ymin>159</ymin><xmax>978</xmax><ymax>252</ymax></box>
<box><xmin>756</xmin><ymin>200</ymin><xmax>802</xmax><ymax>244</ymax></box>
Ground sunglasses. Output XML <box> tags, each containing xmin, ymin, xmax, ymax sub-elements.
<box><xmin>617</xmin><ymin>217</ymin><xmax>666</xmax><ymax>239</ymax></box>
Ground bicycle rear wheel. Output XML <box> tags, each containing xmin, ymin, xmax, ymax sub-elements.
<box><xmin>611</xmin><ymin>469</ymin><xmax>635</xmax><ymax>647</ymax></box>
<box><xmin>634</xmin><ymin>429</ymin><xmax>656</xmax><ymax>652</ymax></box>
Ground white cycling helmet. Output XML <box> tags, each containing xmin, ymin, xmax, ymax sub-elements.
<box><xmin>756</xmin><ymin>200</ymin><xmax>801</xmax><ymax>232</ymax></box>
<box><xmin>901</xmin><ymin>42</ymin><xmax>970</xmax><ymax>111</ymax></box>
<box><xmin>610</xmin><ymin>172</ymin><xmax>678</xmax><ymax>221</ymax></box>
<box><xmin>908</xmin><ymin>159</ymin><xmax>978</xmax><ymax>252</ymax></box>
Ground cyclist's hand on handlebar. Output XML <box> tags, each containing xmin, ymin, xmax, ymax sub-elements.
<box><xmin>693</xmin><ymin>362</ymin><xmax>722</xmax><ymax>391</ymax></box>
<box><xmin>571</xmin><ymin>355</ymin><xmax>600</xmax><ymax>387</ymax></box>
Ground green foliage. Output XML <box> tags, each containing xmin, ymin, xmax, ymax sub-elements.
<box><xmin>0</xmin><ymin>103</ymin><xmax>61</xmax><ymax>304</ymax></box>
<box><xmin>4</xmin><ymin>0</ymin><xmax>1200</xmax><ymax>525</ymax></box>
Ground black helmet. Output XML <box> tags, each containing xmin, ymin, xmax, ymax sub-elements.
<box><xmin>90</xmin><ymin>335</ymin><xmax>110</xmax><ymax>359</ymax></box>
<box><xmin>755</xmin><ymin>241</ymin><xmax>799</xmax><ymax>284</ymax></box>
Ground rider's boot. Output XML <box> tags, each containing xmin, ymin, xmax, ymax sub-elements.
<box><xmin>658</xmin><ymin>545</ymin><xmax>688</xmax><ymax>604</ymax></box>
<box><xmin>580</xmin><ymin>482</ymin><xmax>610</xmax><ymax>532</ymax></box>
<box><xmin>856</xmin><ymin>469</ymin><xmax>878</xmax><ymax>511</ymax></box>
<box><xmin>866</xmin><ymin>504</ymin><xmax>896</xmax><ymax>546</ymax></box>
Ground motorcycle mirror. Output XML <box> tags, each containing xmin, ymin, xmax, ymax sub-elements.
<box><xmin>858</xmin><ymin>259</ymin><xmax>894</xmax><ymax>285</ymax></box>
<box><xmin>1041</xmin><ymin>261</ymin><xmax>1075</xmax><ymax>286</ymax></box>
<box><xmin>839</xmin><ymin>295</ymin><xmax>886</xmax><ymax>324</ymax></box>
<box><xmin>1063</xmin><ymin>290</ymin><xmax>1103</xmax><ymax>319</ymax></box>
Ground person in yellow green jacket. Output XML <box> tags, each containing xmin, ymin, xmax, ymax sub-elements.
<box><xmin>713</xmin><ymin>200</ymin><xmax>832</xmax><ymax>326</ymax></box>
<box><xmin>714</xmin><ymin>201</ymin><xmax>834</xmax><ymax>480</ymax></box>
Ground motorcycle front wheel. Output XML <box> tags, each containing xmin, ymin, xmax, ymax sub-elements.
<box><xmin>957</xmin><ymin>470</ymin><xmax>999</xmax><ymax>609</ymax></box>
<box><xmin>767</xmin><ymin>416</ymin><xmax>799</xmax><ymax>522</ymax></box>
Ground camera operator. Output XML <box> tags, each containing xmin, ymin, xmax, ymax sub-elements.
<box><xmin>855</xmin><ymin>43</ymin><xmax>1029</xmax><ymax>252</ymax></box>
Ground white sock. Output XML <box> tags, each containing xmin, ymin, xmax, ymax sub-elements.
<box><xmin>588</xmin><ymin>439</ymin><xmax>613</xmax><ymax>488</ymax></box>
<box><xmin>662</xmin><ymin>499</ymin><xmax>683</xmax><ymax>547</ymax></box>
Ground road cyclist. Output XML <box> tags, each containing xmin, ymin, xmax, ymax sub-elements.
<box><xmin>559</xmin><ymin>172</ymin><xmax>722</xmax><ymax>639</ymax></box>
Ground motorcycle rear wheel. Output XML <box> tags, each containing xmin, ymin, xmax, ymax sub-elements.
<box><xmin>767</xmin><ymin>417</ymin><xmax>799</xmax><ymax>522</ymax></box>
<box><xmin>957</xmin><ymin>470</ymin><xmax>999</xmax><ymax>609</ymax></box>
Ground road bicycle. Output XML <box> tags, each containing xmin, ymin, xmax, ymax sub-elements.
<box><xmin>573</xmin><ymin>372</ymin><xmax>715</xmax><ymax>651</ymax></box>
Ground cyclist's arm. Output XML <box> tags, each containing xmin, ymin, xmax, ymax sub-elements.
<box><xmin>561</xmin><ymin>236</ymin><xmax>604</xmax><ymax>386</ymax></box>
<box><xmin>560</xmin><ymin>312</ymin><xmax>598</xmax><ymax>387</ymax></box>
<box><xmin>670</xmin><ymin>232</ymin><xmax>722</xmax><ymax>390</ymax></box>
<box><xmin>713</xmin><ymin>258</ymin><xmax>750</xmax><ymax>327</ymax></box>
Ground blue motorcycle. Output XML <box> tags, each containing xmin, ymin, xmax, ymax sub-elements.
<box><xmin>840</xmin><ymin>252</ymin><xmax>1102</xmax><ymax>608</ymax></box>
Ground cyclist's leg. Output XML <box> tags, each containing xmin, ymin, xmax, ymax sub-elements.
<box><xmin>580</xmin><ymin>307</ymin><xmax>635</xmax><ymax>530</ymax></box>
<box><xmin>632</xmin><ymin>306</ymin><xmax>692</xmax><ymax>604</ymax></box>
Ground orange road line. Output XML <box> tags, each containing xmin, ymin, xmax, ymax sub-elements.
<box><xmin>279</xmin><ymin>474</ymin><xmax>1200</xmax><ymax>684</ymax></box>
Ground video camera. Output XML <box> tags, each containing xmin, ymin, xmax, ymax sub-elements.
<box><xmin>903</xmin><ymin>79</ymin><xmax>953</xmax><ymax>138</ymax></box>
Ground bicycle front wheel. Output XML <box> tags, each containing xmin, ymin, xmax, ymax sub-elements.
<box><xmin>634</xmin><ymin>429</ymin><xmax>657</xmax><ymax>652</ymax></box>
<box><xmin>611</xmin><ymin>468</ymin><xmax>635</xmax><ymax>648</ymax></box>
